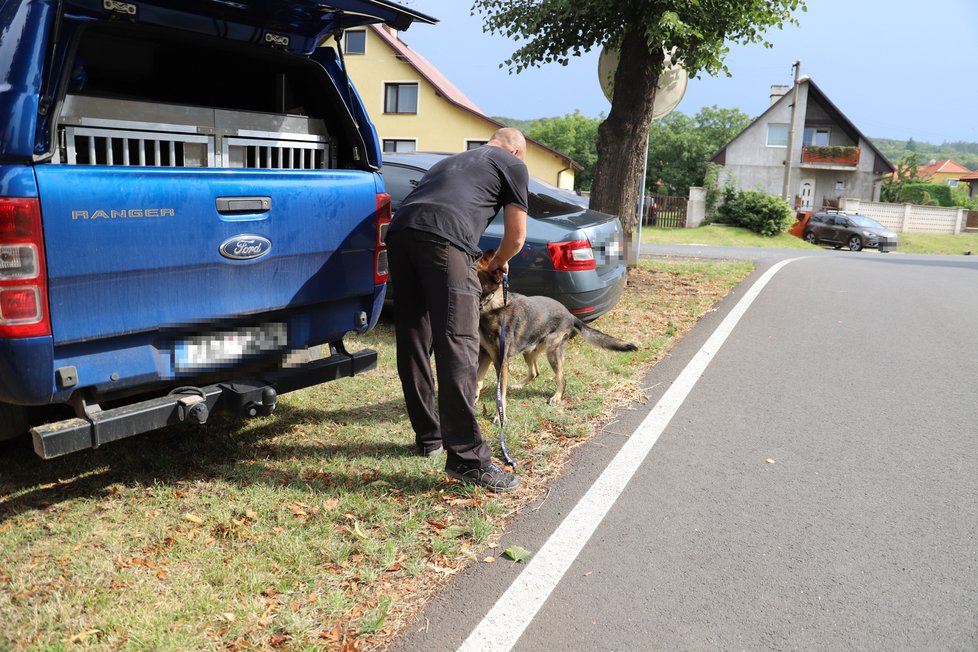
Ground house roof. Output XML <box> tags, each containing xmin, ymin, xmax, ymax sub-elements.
<box><xmin>917</xmin><ymin>159</ymin><xmax>972</xmax><ymax>177</ymax></box>
<box><xmin>711</xmin><ymin>77</ymin><xmax>895</xmax><ymax>175</ymax></box>
<box><xmin>959</xmin><ymin>170</ymin><xmax>978</xmax><ymax>181</ymax></box>
<box><xmin>367</xmin><ymin>25</ymin><xmax>580</xmax><ymax>170</ymax></box>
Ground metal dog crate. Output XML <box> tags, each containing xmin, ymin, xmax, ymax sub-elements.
<box><xmin>55</xmin><ymin>95</ymin><xmax>334</xmax><ymax>169</ymax></box>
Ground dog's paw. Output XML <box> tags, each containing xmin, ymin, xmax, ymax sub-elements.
<box><xmin>547</xmin><ymin>393</ymin><xmax>563</xmax><ymax>405</ymax></box>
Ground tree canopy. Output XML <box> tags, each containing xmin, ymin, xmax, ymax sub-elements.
<box><xmin>474</xmin><ymin>0</ymin><xmax>807</xmax><ymax>247</ymax></box>
<box><xmin>646</xmin><ymin>105</ymin><xmax>752</xmax><ymax>196</ymax></box>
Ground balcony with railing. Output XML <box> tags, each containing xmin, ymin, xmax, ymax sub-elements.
<box><xmin>801</xmin><ymin>145</ymin><xmax>860</xmax><ymax>167</ymax></box>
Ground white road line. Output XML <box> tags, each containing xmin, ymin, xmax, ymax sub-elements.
<box><xmin>458</xmin><ymin>257</ymin><xmax>805</xmax><ymax>652</ymax></box>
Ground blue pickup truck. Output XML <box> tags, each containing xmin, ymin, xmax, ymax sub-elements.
<box><xmin>0</xmin><ymin>0</ymin><xmax>434</xmax><ymax>458</ymax></box>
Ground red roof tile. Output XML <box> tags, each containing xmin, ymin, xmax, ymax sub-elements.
<box><xmin>917</xmin><ymin>159</ymin><xmax>972</xmax><ymax>176</ymax></box>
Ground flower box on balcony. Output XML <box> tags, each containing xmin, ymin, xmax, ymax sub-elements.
<box><xmin>802</xmin><ymin>145</ymin><xmax>860</xmax><ymax>165</ymax></box>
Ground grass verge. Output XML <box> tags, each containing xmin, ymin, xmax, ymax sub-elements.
<box><xmin>643</xmin><ymin>223</ymin><xmax>978</xmax><ymax>255</ymax></box>
<box><xmin>0</xmin><ymin>259</ymin><xmax>753</xmax><ymax>651</ymax></box>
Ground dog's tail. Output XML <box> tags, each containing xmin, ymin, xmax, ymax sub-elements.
<box><xmin>575</xmin><ymin>320</ymin><xmax>638</xmax><ymax>352</ymax></box>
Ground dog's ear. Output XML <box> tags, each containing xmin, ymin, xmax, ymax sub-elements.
<box><xmin>477</xmin><ymin>249</ymin><xmax>495</xmax><ymax>271</ymax></box>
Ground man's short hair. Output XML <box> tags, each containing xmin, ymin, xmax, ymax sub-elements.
<box><xmin>489</xmin><ymin>127</ymin><xmax>526</xmax><ymax>151</ymax></box>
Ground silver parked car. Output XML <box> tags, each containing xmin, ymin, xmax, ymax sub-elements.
<box><xmin>380</xmin><ymin>152</ymin><xmax>627</xmax><ymax>321</ymax></box>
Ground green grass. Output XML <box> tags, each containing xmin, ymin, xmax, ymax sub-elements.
<box><xmin>642</xmin><ymin>222</ymin><xmax>978</xmax><ymax>255</ymax></box>
<box><xmin>642</xmin><ymin>224</ymin><xmax>812</xmax><ymax>249</ymax></box>
<box><xmin>0</xmin><ymin>259</ymin><xmax>753</xmax><ymax>651</ymax></box>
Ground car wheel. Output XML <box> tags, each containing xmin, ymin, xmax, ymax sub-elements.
<box><xmin>804</xmin><ymin>231</ymin><xmax>818</xmax><ymax>245</ymax></box>
<box><xmin>847</xmin><ymin>235</ymin><xmax>863</xmax><ymax>252</ymax></box>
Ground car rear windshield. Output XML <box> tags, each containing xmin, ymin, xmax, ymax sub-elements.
<box><xmin>527</xmin><ymin>180</ymin><xmax>587</xmax><ymax>218</ymax></box>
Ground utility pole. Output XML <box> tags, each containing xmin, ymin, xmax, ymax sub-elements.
<box><xmin>781</xmin><ymin>60</ymin><xmax>801</xmax><ymax>203</ymax></box>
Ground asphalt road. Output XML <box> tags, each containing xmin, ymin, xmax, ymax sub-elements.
<box><xmin>395</xmin><ymin>246</ymin><xmax>978</xmax><ymax>651</ymax></box>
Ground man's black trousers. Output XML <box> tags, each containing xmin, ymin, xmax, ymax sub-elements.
<box><xmin>386</xmin><ymin>229</ymin><xmax>492</xmax><ymax>468</ymax></box>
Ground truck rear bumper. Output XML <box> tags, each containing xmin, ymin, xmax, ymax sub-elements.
<box><xmin>32</xmin><ymin>346</ymin><xmax>377</xmax><ymax>459</ymax></box>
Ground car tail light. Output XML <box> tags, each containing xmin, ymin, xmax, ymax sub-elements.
<box><xmin>375</xmin><ymin>192</ymin><xmax>391</xmax><ymax>285</ymax></box>
<box><xmin>0</xmin><ymin>198</ymin><xmax>51</xmax><ymax>338</ymax></box>
<box><xmin>548</xmin><ymin>240</ymin><xmax>596</xmax><ymax>271</ymax></box>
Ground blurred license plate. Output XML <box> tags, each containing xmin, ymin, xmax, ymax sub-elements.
<box><xmin>173</xmin><ymin>323</ymin><xmax>287</xmax><ymax>371</ymax></box>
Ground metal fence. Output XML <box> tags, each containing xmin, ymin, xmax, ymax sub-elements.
<box><xmin>641</xmin><ymin>194</ymin><xmax>688</xmax><ymax>228</ymax></box>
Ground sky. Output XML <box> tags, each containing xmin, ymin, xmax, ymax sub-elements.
<box><xmin>393</xmin><ymin>0</ymin><xmax>977</xmax><ymax>145</ymax></box>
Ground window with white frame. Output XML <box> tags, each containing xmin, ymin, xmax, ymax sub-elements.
<box><xmin>465</xmin><ymin>140</ymin><xmax>488</xmax><ymax>150</ymax></box>
<box><xmin>344</xmin><ymin>30</ymin><xmax>366</xmax><ymax>55</ymax></box>
<box><xmin>382</xmin><ymin>139</ymin><xmax>416</xmax><ymax>153</ymax></box>
<box><xmin>767</xmin><ymin>123</ymin><xmax>789</xmax><ymax>147</ymax></box>
<box><xmin>948</xmin><ymin>179</ymin><xmax>958</xmax><ymax>187</ymax></box>
<box><xmin>384</xmin><ymin>83</ymin><xmax>418</xmax><ymax>114</ymax></box>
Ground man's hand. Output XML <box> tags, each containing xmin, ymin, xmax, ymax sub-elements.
<box><xmin>487</xmin><ymin>256</ymin><xmax>509</xmax><ymax>281</ymax></box>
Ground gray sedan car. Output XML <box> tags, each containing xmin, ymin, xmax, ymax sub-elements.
<box><xmin>803</xmin><ymin>211</ymin><xmax>898</xmax><ymax>252</ymax></box>
<box><xmin>380</xmin><ymin>152</ymin><xmax>627</xmax><ymax>321</ymax></box>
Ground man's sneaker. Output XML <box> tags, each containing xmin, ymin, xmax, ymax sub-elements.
<box><xmin>446</xmin><ymin>462</ymin><xmax>519</xmax><ymax>493</ymax></box>
<box><xmin>416</xmin><ymin>443</ymin><xmax>444</xmax><ymax>458</ymax></box>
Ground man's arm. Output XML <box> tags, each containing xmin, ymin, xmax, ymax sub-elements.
<box><xmin>487</xmin><ymin>203</ymin><xmax>527</xmax><ymax>278</ymax></box>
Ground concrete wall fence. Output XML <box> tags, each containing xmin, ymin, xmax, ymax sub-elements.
<box><xmin>838</xmin><ymin>198</ymin><xmax>968</xmax><ymax>235</ymax></box>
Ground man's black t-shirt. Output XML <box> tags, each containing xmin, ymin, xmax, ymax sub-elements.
<box><xmin>388</xmin><ymin>146</ymin><xmax>529</xmax><ymax>259</ymax></box>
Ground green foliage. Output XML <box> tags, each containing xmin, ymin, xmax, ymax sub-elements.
<box><xmin>473</xmin><ymin>0</ymin><xmax>806</xmax><ymax>80</ymax></box>
<box><xmin>873</xmin><ymin>137</ymin><xmax>978</xmax><ymax>172</ymax></box>
<box><xmin>900</xmin><ymin>183</ymin><xmax>953</xmax><ymax>207</ymax></box>
<box><xmin>646</xmin><ymin>105</ymin><xmax>753</xmax><ymax>196</ymax></box>
<box><xmin>951</xmin><ymin>186</ymin><xmax>978</xmax><ymax>210</ymax></box>
<box><xmin>525</xmin><ymin>110</ymin><xmax>601</xmax><ymax>190</ymax></box>
<box><xmin>803</xmin><ymin>145</ymin><xmax>858</xmax><ymax>159</ymax></box>
<box><xmin>717</xmin><ymin>190</ymin><xmax>794</xmax><ymax>236</ymax></box>
<box><xmin>881</xmin><ymin>152</ymin><xmax>926</xmax><ymax>203</ymax></box>
<box><xmin>702</xmin><ymin>162</ymin><xmax>738</xmax><ymax>224</ymax></box>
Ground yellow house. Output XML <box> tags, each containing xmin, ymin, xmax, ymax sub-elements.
<box><xmin>334</xmin><ymin>24</ymin><xmax>579</xmax><ymax>189</ymax></box>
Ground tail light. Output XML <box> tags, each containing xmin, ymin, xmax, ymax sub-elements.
<box><xmin>0</xmin><ymin>198</ymin><xmax>51</xmax><ymax>338</ymax></box>
<box><xmin>548</xmin><ymin>240</ymin><xmax>596</xmax><ymax>271</ymax></box>
<box><xmin>375</xmin><ymin>192</ymin><xmax>391</xmax><ymax>285</ymax></box>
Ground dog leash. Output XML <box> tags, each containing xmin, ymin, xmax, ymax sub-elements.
<box><xmin>496</xmin><ymin>273</ymin><xmax>517</xmax><ymax>470</ymax></box>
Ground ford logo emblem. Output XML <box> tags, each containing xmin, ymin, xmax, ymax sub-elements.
<box><xmin>219</xmin><ymin>235</ymin><xmax>272</xmax><ymax>260</ymax></box>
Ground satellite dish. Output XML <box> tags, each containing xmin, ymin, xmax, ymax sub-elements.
<box><xmin>598</xmin><ymin>46</ymin><xmax>688</xmax><ymax>120</ymax></box>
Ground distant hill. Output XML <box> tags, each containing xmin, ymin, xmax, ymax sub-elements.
<box><xmin>841</xmin><ymin>137</ymin><xmax>977</xmax><ymax>171</ymax></box>
<box><xmin>491</xmin><ymin>116</ymin><xmax>543</xmax><ymax>132</ymax></box>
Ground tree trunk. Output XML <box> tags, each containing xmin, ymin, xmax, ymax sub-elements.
<box><xmin>590</xmin><ymin>29</ymin><xmax>664</xmax><ymax>263</ymax></box>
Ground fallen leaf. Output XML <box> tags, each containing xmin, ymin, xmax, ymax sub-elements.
<box><xmin>440</xmin><ymin>525</ymin><xmax>468</xmax><ymax>539</ymax></box>
<box><xmin>324</xmin><ymin>498</ymin><xmax>340</xmax><ymax>510</ymax></box>
<box><xmin>222</xmin><ymin>612</ymin><xmax>237</xmax><ymax>622</ymax></box>
<box><xmin>352</xmin><ymin>521</ymin><xmax>369</xmax><ymax>540</ymax></box>
<box><xmin>245</xmin><ymin>509</ymin><xmax>258</xmax><ymax>519</ymax></box>
<box><xmin>182</xmin><ymin>513</ymin><xmax>204</xmax><ymax>525</ymax></box>
<box><xmin>482</xmin><ymin>557</ymin><xmax>496</xmax><ymax>563</ymax></box>
<box><xmin>307</xmin><ymin>592</ymin><xmax>318</xmax><ymax>604</ymax></box>
<box><xmin>320</xmin><ymin>624</ymin><xmax>342</xmax><ymax>642</ymax></box>
<box><xmin>503</xmin><ymin>546</ymin><xmax>531</xmax><ymax>562</ymax></box>
<box><xmin>766</xmin><ymin>458</ymin><xmax>776</xmax><ymax>464</ymax></box>
<box><xmin>64</xmin><ymin>629</ymin><xmax>100</xmax><ymax>644</ymax></box>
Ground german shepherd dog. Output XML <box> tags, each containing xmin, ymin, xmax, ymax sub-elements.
<box><xmin>474</xmin><ymin>250</ymin><xmax>637</xmax><ymax>411</ymax></box>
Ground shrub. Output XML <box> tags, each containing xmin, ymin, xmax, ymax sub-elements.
<box><xmin>717</xmin><ymin>190</ymin><xmax>794</xmax><ymax>236</ymax></box>
<box><xmin>899</xmin><ymin>183</ymin><xmax>953</xmax><ymax>207</ymax></box>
